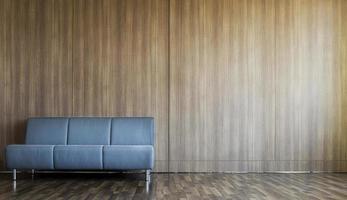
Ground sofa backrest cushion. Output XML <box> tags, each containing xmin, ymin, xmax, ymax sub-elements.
<box><xmin>26</xmin><ymin>118</ymin><xmax>69</xmax><ymax>145</ymax></box>
<box><xmin>111</xmin><ymin>117</ymin><xmax>154</xmax><ymax>145</ymax></box>
<box><xmin>68</xmin><ymin>118</ymin><xmax>111</xmax><ymax>145</ymax></box>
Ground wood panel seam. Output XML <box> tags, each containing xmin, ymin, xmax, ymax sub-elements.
<box><xmin>168</xmin><ymin>0</ymin><xmax>171</xmax><ymax>173</ymax></box>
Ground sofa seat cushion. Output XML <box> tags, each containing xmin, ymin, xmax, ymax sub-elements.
<box><xmin>54</xmin><ymin>145</ymin><xmax>103</xmax><ymax>170</ymax></box>
<box><xmin>103</xmin><ymin>145</ymin><xmax>154</xmax><ymax>170</ymax></box>
<box><xmin>6</xmin><ymin>145</ymin><xmax>54</xmax><ymax>170</ymax></box>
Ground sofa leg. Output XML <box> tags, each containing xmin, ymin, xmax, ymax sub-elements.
<box><xmin>13</xmin><ymin>181</ymin><xmax>16</xmax><ymax>191</ymax></box>
<box><xmin>31</xmin><ymin>169</ymin><xmax>35</xmax><ymax>178</ymax></box>
<box><xmin>13</xmin><ymin>169</ymin><xmax>16</xmax><ymax>181</ymax></box>
<box><xmin>145</xmin><ymin>170</ymin><xmax>151</xmax><ymax>182</ymax></box>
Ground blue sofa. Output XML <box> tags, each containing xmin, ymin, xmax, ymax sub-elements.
<box><xmin>6</xmin><ymin>117</ymin><xmax>154</xmax><ymax>181</ymax></box>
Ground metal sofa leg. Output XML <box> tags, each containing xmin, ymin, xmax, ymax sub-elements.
<box><xmin>13</xmin><ymin>169</ymin><xmax>16</xmax><ymax>181</ymax></box>
<box><xmin>145</xmin><ymin>170</ymin><xmax>151</xmax><ymax>182</ymax></box>
<box><xmin>31</xmin><ymin>169</ymin><xmax>35</xmax><ymax>179</ymax></box>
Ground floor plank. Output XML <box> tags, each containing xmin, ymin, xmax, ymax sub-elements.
<box><xmin>0</xmin><ymin>173</ymin><xmax>347</xmax><ymax>199</ymax></box>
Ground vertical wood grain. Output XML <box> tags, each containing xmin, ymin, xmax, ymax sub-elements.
<box><xmin>246</xmin><ymin>0</ymin><xmax>276</xmax><ymax>172</ymax></box>
<box><xmin>0</xmin><ymin>0</ymin><xmax>6</xmax><ymax>169</ymax></box>
<box><xmin>170</xmin><ymin>0</ymin><xmax>347</xmax><ymax>172</ymax></box>
<box><xmin>275</xmin><ymin>0</ymin><xmax>309</xmax><ymax>171</ymax></box>
<box><xmin>72</xmin><ymin>0</ymin><xmax>110</xmax><ymax>116</ymax></box>
<box><xmin>170</xmin><ymin>0</ymin><xmax>276</xmax><ymax>172</ymax></box>
<box><xmin>330</xmin><ymin>0</ymin><xmax>347</xmax><ymax>171</ymax></box>
<box><xmin>342</xmin><ymin>0</ymin><xmax>347</xmax><ymax>171</ymax></box>
<box><xmin>1</xmin><ymin>0</ymin><xmax>73</xmax><ymax>169</ymax></box>
<box><xmin>274</xmin><ymin>0</ymin><xmax>347</xmax><ymax>171</ymax></box>
<box><xmin>72</xmin><ymin>0</ymin><xmax>169</xmax><ymax>171</ymax></box>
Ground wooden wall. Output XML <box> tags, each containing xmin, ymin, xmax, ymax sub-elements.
<box><xmin>1</xmin><ymin>0</ymin><xmax>74</xmax><ymax>170</ymax></box>
<box><xmin>0</xmin><ymin>0</ymin><xmax>346</xmax><ymax>172</ymax></box>
<box><xmin>0</xmin><ymin>0</ymin><xmax>169</xmax><ymax>172</ymax></box>
<box><xmin>169</xmin><ymin>0</ymin><xmax>347</xmax><ymax>172</ymax></box>
<box><xmin>170</xmin><ymin>0</ymin><xmax>276</xmax><ymax>172</ymax></box>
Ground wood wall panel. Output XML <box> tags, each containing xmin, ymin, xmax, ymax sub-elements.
<box><xmin>275</xmin><ymin>0</ymin><xmax>310</xmax><ymax>170</ymax></box>
<box><xmin>170</xmin><ymin>0</ymin><xmax>276</xmax><ymax>172</ymax></box>
<box><xmin>275</xmin><ymin>0</ymin><xmax>347</xmax><ymax>171</ymax></box>
<box><xmin>170</xmin><ymin>0</ymin><xmax>347</xmax><ymax>172</ymax></box>
<box><xmin>72</xmin><ymin>0</ymin><xmax>169</xmax><ymax>171</ymax></box>
<box><xmin>1</xmin><ymin>0</ymin><xmax>73</xmax><ymax>169</ymax></box>
<box><xmin>246</xmin><ymin>0</ymin><xmax>276</xmax><ymax>172</ymax></box>
<box><xmin>0</xmin><ymin>0</ymin><xmax>5</xmax><ymax>170</ymax></box>
<box><xmin>329</xmin><ymin>0</ymin><xmax>347</xmax><ymax>171</ymax></box>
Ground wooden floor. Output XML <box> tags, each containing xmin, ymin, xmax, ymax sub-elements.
<box><xmin>0</xmin><ymin>173</ymin><xmax>347</xmax><ymax>199</ymax></box>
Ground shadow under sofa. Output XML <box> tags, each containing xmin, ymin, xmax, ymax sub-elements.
<box><xmin>5</xmin><ymin>117</ymin><xmax>154</xmax><ymax>182</ymax></box>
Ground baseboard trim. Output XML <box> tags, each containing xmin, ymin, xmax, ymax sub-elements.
<box><xmin>2</xmin><ymin>160</ymin><xmax>347</xmax><ymax>173</ymax></box>
<box><xmin>169</xmin><ymin>160</ymin><xmax>347</xmax><ymax>172</ymax></box>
